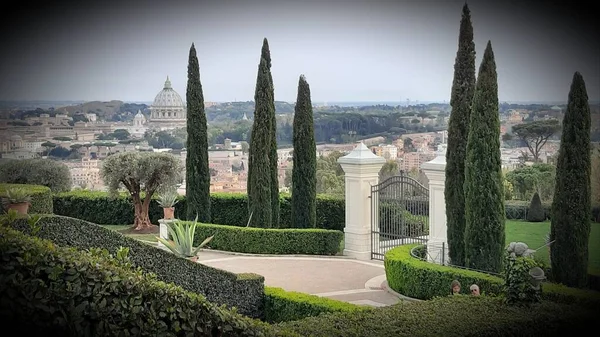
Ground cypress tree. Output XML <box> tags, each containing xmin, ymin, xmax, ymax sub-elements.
<box><xmin>185</xmin><ymin>43</ymin><xmax>211</xmax><ymax>222</ymax></box>
<box><xmin>247</xmin><ymin>39</ymin><xmax>274</xmax><ymax>228</ymax></box>
<box><xmin>550</xmin><ymin>71</ymin><xmax>591</xmax><ymax>288</ymax></box>
<box><xmin>464</xmin><ymin>41</ymin><xmax>505</xmax><ymax>273</ymax></box>
<box><xmin>526</xmin><ymin>192</ymin><xmax>545</xmax><ymax>222</ymax></box>
<box><xmin>291</xmin><ymin>75</ymin><xmax>317</xmax><ymax>228</ymax></box>
<box><xmin>445</xmin><ymin>3</ymin><xmax>476</xmax><ymax>267</ymax></box>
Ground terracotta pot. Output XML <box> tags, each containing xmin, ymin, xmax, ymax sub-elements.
<box><xmin>7</xmin><ymin>202</ymin><xmax>29</xmax><ymax>215</ymax></box>
<box><xmin>189</xmin><ymin>256</ymin><xmax>198</xmax><ymax>262</ymax></box>
<box><xmin>163</xmin><ymin>207</ymin><xmax>175</xmax><ymax>219</ymax></box>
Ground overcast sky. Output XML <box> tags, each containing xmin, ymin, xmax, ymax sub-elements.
<box><xmin>0</xmin><ymin>0</ymin><xmax>597</xmax><ymax>103</ymax></box>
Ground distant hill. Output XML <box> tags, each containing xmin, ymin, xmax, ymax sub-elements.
<box><xmin>54</xmin><ymin>101</ymin><xmax>149</xmax><ymax>121</ymax></box>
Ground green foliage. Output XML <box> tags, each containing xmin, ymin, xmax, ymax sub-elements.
<box><xmin>383</xmin><ymin>244</ymin><xmax>600</xmax><ymax>308</ymax></box>
<box><xmin>512</xmin><ymin>119</ymin><xmax>561</xmax><ymax>162</ymax></box>
<box><xmin>263</xmin><ymin>39</ymin><xmax>280</xmax><ymax>229</ymax></box>
<box><xmin>157</xmin><ymin>188</ymin><xmax>180</xmax><ymax>208</ymax></box>
<box><xmin>0</xmin><ymin>183</ymin><xmax>53</xmax><ymax>214</ymax></box>
<box><xmin>188</xmin><ymin>221</ymin><xmax>343</xmax><ymax>255</ymax></box>
<box><xmin>186</xmin><ymin>43</ymin><xmax>211</xmax><ymax>223</ymax></box>
<box><xmin>291</xmin><ymin>75</ymin><xmax>317</xmax><ymax>228</ymax></box>
<box><xmin>504</xmin><ymin>254</ymin><xmax>542</xmax><ymax>305</ymax></box>
<box><xmin>445</xmin><ymin>4</ymin><xmax>476</xmax><ymax>267</ymax></box>
<box><xmin>3</xmin><ymin>187</ymin><xmax>31</xmax><ymax>203</ymax></box>
<box><xmin>464</xmin><ymin>41</ymin><xmax>505</xmax><ymax>273</ymax></box>
<box><xmin>0</xmin><ymin>226</ymin><xmax>280</xmax><ymax>336</ymax></box>
<box><xmin>8</xmin><ymin>215</ymin><xmax>266</xmax><ymax>318</ymax></box>
<box><xmin>0</xmin><ymin>158</ymin><xmax>72</xmax><ymax>192</ymax></box>
<box><xmin>316</xmin><ymin>151</ymin><xmax>346</xmax><ymax>196</ymax></box>
<box><xmin>277</xmin><ymin>295</ymin><xmax>596</xmax><ymax>337</ymax></box>
<box><xmin>551</xmin><ymin>72</ymin><xmax>592</xmax><ymax>288</ymax></box>
<box><xmin>157</xmin><ymin>217</ymin><xmax>214</xmax><ymax>258</ymax></box>
<box><xmin>526</xmin><ymin>192</ymin><xmax>545</xmax><ymax>222</ymax></box>
<box><xmin>505</xmin><ymin>163</ymin><xmax>556</xmax><ymax>201</ymax></box>
<box><xmin>264</xmin><ymin>286</ymin><xmax>365</xmax><ymax>323</ymax></box>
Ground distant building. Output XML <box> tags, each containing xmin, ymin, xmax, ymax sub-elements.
<box><xmin>149</xmin><ymin>76</ymin><xmax>186</xmax><ymax>125</ymax></box>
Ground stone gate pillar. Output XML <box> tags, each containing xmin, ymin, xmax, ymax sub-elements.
<box><xmin>338</xmin><ymin>142</ymin><xmax>385</xmax><ymax>260</ymax></box>
<box><xmin>421</xmin><ymin>144</ymin><xmax>449</xmax><ymax>264</ymax></box>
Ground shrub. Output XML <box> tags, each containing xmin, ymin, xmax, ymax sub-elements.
<box><xmin>0</xmin><ymin>158</ymin><xmax>71</xmax><ymax>192</ymax></box>
<box><xmin>276</xmin><ymin>295</ymin><xmax>596</xmax><ymax>337</ymax></box>
<box><xmin>505</xmin><ymin>200</ymin><xmax>551</xmax><ymax>220</ymax></box>
<box><xmin>384</xmin><ymin>244</ymin><xmax>600</xmax><ymax>308</ymax></box>
<box><xmin>0</xmin><ymin>226</ymin><xmax>283</xmax><ymax>336</ymax></box>
<box><xmin>526</xmin><ymin>192</ymin><xmax>546</xmax><ymax>222</ymax></box>
<box><xmin>8</xmin><ymin>215</ymin><xmax>266</xmax><ymax>318</ymax></box>
<box><xmin>264</xmin><ymin>286</ymin><xmax>365</xmax><ymax>323</ymax></box>
<box><xmin>187</xmin><ymin>222</ymin><xmax>343</xmax><ymax>255</ymax></box>
<box><xmin>0</xmin><ymin>183</ymin><xmax>53</xmax><ymax>214</ymax></box>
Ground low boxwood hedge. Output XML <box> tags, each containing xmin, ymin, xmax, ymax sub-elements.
<box><xmin>264</xmin><ymin>286</ymin><xmax>365</xmax><ymax>323</ymax></box>
<box><xmin>0</xmin><ymin>183</ymin><xmax>53</xmax><ymax>214</ymax></box>
<box><xmin>0</xmin><ymin>226</ymin><xmax>286</xmax><ymax>336</ymax></box>
<box><xmin>276</xmin><ymin>295</ymin><xmax>596</xmax><ymax>337</ymax></box>
<box><xmin>384</xmin><ymin>244</ymin><xmax>600</xmax><ymax>308</ymax></box>
<box><xmin>184</xmin><ymin>222</ymin><xmax>343</xmax><ymax>255</ymax></box>
<box><xmin>9</xmin><ymin>215</ymin><xmax>266</xmax><ymax>318</ymax></box>
<box><xmin>53</xmin><ymin>191</ymin><xmax>346</xmax><ymax>230</ymax></box>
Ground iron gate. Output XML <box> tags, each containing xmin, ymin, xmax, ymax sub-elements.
<box><xmin>371</xmin><ymin>171</ymin><xmax>430</xmax><ymax>260</ymax></box>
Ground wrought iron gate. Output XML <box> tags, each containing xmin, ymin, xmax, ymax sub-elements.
<box><xmin>371</xmin><ymin>171</ymin><xmax>430</xmax><ymax>260</ymax></box>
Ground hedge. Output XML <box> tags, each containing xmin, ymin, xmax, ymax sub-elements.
<box><xmin>0</xmin><ymin>183</ymin><xmax>53</xmax><ymax>214</ymax></box>
<box><xmin>53</xmin><ymin>191</ymin><xmax>346</xmax><ymax>230</ymax></box>
<box><xmin>263</xmin><ymin>286</ymin><xmax>365</xmax><ymax>323</ymax></box>
<box><xmin>183</xmin><ymin>222</ymin><xmax>343</xmax><ymax>255</ymax></box>
<box><xmin>276</xmin><ymin>295</ymin><xmax>596</xmax><ymax>337</ymax></box>
<box><xmin>0</xmin><ymin>226</ymin><xmax>286</xmax><ymax>336</ymax></box>
<box><xmin>8</xmin><ymin>215</ymin><xmax>266</xmax><ymax>318</ymax></box>
<box><xmin>384</xmin><ymin>244</ymin><xmax>600</xmax><ymax>308</ymax></box>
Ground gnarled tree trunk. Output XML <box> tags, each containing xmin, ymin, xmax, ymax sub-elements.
<box><xmin>132</xmin><ymin>194</ymin><xmax>153</xmax><ymax>231</ymax></box>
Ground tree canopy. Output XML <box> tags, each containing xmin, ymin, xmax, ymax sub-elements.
<box><xmin>511</xmin><ymin>119</ymin><xmax>561</xmax><ymax>162</ymax></box>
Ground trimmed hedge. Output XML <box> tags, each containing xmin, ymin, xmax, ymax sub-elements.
<box><xmin>0</xmin><ymin>183</ymin><xmax>53</xmax><ymax>214</ymax></box>
<box><xmin>277</xmin><ymin>295</ymin><xmax>596</xmax><ymax>337</ymax></box>
<box><xmin>53</xmin><ymin>191</ymin><xmax>346</xmax><ymax>230</ymax></box>
<box><xmin>0</xmin><ymin>226</ymin><xmax>285</xmax><ymax>336</ymax></box>
<box><xmin>384</xmin><ymin>244</ymin><xmax>600</xmax><ymax>308</ymax></box>
<box><xmin>9</xmin><ymin>215</ymin><xmax>266</xmax><ymax>318</ymax></box>
<box><xmin>186</xmin><ymin>222</ymin><xmax>343</xmax><ymax>255</ymax></box>
<box><xmin>264</xmin><ymin>286</ymin><xmax>365</xmax><ymax>323</ymax></box>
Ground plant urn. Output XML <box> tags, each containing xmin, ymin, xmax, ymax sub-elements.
<box><xmin>189</xmin><ymin>256</ymin><xmax>199</xmax><ymax>262</ymax></box>
<box><xmin>8</xmin><ymin>202</ymin><xmax>29</xmax><ymax>215</ymax></box>
<box><xmin>163</xmin><ymin>207</ymin><xmax>175</xmax><ymax>219</ymax></box>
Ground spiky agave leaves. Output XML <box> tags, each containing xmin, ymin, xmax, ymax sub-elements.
<box><xmin>156</xmin><ymin>215</ymin><xmax>214</xmax><ymax>258</ymax></box>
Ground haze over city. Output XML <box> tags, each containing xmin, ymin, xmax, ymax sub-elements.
<box><xmin>1</xmin><ymin>0</ymin><xmax>598</xmax><ymax>103</ymax></box>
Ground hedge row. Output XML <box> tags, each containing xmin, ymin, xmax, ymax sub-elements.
<box><xmin>179</xmin><ymin>222</ymin><xmax>343</xmax><ymax>255</ymax></box>
<box><xmin>9</xmin><ymin>215</ymin><xmax>266</xmax><ymax>318</ymax></box>
<box><xmin>53</xmin><ymin>191</ymin><xmax>346</xmax><ymax>230</ymax></box>
<box><xmin>277</xmin><ymin>295</ymin><xmax>596</xmax><ymax>337</ymax></box>
<box><xmin>0</xmin><ymin>183</ymin><xmax>53</xmax><ymax>214</ymax></box>
<box><xmin>384</xmin><ymin>244</ymin><xmax>600</xmax><ymax>308</ymax></box>
<box><xmin>0</xmin><ymin>226</ymin><xmax>284</xmax><ymax>336</ymax></box>
<box><xmin>263</xmin><ymin>287</ymin><xmax>365</xmax><ymax>323</ymax></box>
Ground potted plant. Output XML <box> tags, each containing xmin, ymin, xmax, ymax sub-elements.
<box><xmin>3</xmin><ymin>188</ymin><xmax>32</xmax><ymax>215</ymax></box>
<box><xmin>156</xmin><ymin>216</ymin><xmax>214</xmax><ymax>262</ymax></box>
<box><xmin>157</xmin><ymin>188</ymin><xmax>179</xmax><ymax>220</ymax></box>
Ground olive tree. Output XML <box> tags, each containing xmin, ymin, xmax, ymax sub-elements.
<box><xmin>101</xmin><ymin>151</ymin><xmax>182</xmax><ymax>231</ymax></box>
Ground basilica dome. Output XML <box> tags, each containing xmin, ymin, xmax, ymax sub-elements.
<box><xmin>152</xmin><ymin>76</ymin><xmax>184</xmax><ymax>107</ymax></box>
<box><xmin>149</xmin><ymin>76</ymin><xmax>187</xmax><ymax>123</ymax></box>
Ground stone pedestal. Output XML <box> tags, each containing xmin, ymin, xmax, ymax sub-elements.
<box><xmin>338</xmin><ymin>142</ymin><xmax>385</xmax><ymax>260</ymax></box>
<box><xmin>157</xmin><ymin>219</ymin><xmax>175</xmax><ymax>248</ymax></box>
<box><xmin>421</xmin><ymin>144</ymin><xmax>449</xmax><ymax>265</ymax></box>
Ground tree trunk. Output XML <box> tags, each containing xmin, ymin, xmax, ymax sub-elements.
<box><xmin>132</xmin><ymin>194</ymin><xmax>152</xmax><ymax>231</ymax></box>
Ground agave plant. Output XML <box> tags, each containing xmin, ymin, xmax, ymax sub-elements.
<box><xmin>156</xmin><ymin>216</ymin><xmax>214</xmax><ymax>258</ymax></box>
<box><xmin>5</xmin><ymin>188</ymin><xmax>31</xmax><ymax>204</ymax></box>
<box><xmin>157</xmin><ymin>189</ymin><xmax>179</xmax><ymax>208</ymax></box>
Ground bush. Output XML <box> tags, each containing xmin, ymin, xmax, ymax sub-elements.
<box><xmin>53</xmin><ymin>191</ymin><xmax>346</xmax><ymax>230</ymax></box>
<box><xmin>384</xmin><ymin>244</ymin><xmax>600</xmax><ymax>308</ymax></box>
<box><xmin>0</xmin><ymin>183</ymin><xmax>53</xmax><ymax>214</ymax></box>
<box><xmin>8</xmin><ymin>215</ymin><xmax>266</xmax><ymax>318</ymax></box>
<box><xmin>526</xmin><ymin>192</ymin><xmax>545</xmax><ymax>222</ymax></box>
<box><xmin>186</xmin><ymin>222</ymin><xmax>343</xmax><ymax>255</ymax></box>
<box><xmin>277</xmin><ymin>296</ymin><xmax>596</xmax><ymax>337</ymax></box>
<box><xmin>0</xmin><ymin>158</ymin><xmax>72</xmax><ymax>192</ymax></box>
<box><xmin>264</xmin><ymin>286</ymin><xmax>365</xmax><ymax>323</ymax></box>
<box><xmin>505</xmin><ymin>200</ymin><xmax>551</xmax><ymax>220</ymax></box>
<box><xmin>0</xmin><ymin>226</ymin><xmax>283</xmax><ymax>336</ymax></box>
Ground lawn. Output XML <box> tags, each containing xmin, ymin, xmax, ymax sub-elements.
<box><xmin>100</xmin><ymin>225</ymin><xmax>158</xmax><ymax>243</ymax></box>
<box><xmin>506</xmin><ymin>220</ymin><xmax>600</xmax><ymax>274</ymax></box>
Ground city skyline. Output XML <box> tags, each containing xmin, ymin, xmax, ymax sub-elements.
<box><xmin>1</xmin><ymin>0</ymin><xmax>597</xmax><ymax>103</ymax></box>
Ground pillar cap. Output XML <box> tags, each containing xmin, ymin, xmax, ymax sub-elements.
<box><xmin>338</xmin><ymin>142</ymin><xmax>386</xmax><ymax>166</ymax></box>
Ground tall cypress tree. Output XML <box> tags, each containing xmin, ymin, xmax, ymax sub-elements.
<box><xmin>185</xmin><ymin>43</ymin><xmax>211</xmax><ymax>222</ymax></box>
<box><xmin>550</xmin><ymin>72</ymin><xmax>591</xmax><ymax>288</ymax></box>
<box><xmin>262</xmin><ymin>39</ymin><xmax>280</xmax><ymax>227</ymax></box>
<box><xmin>464</xmin><ymin>41</ymin><xmax>505</xmax><ymax>273</ymax></box>
<box><xmin>445</xmin><ymin>3</ymin><xmax>476</xmax><ymax>267</ymax></box>
<box><xmin>247</xmin><ymin>39</ymin><xmax>274</xmax><ymax>228</ymax></box>
<box><xmin>291</xmin><ymin>75</ymin><xmax>317</xmax><ymax>228</ymax></box>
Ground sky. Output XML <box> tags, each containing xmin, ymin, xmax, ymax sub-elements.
<box><xmin>0</xmin><ymin>0</ymin><xmax>598</xmax><ymax>103</ymax></box>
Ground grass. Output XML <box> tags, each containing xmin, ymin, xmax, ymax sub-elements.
<box><xmin>505</xmin><ymin>220</ymin><xmax>600</xmax><ymax>274</ymax></box>
<box><xmin>100</xmin><ymin>225</ymin><xmax>158</xmax><ymax>243</ymax></box>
